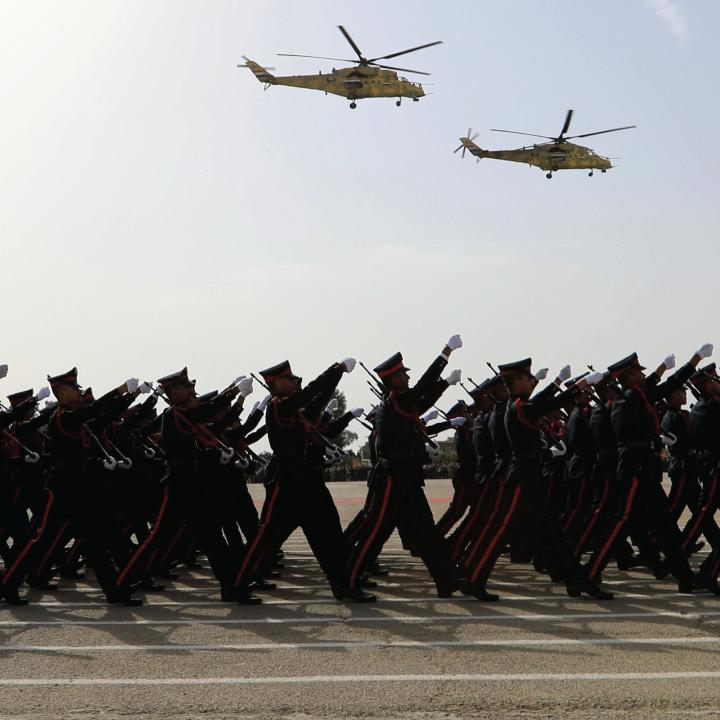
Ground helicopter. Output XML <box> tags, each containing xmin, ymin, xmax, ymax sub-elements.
<box><xmin>239</xmin><ymin>26</ymin><xmax>442</xmax><ymax>109</ymax></box>
<box><xmin>454</xmin><ymin>110</ymin><xmax>636</xmax><ymax>178</ymax></box>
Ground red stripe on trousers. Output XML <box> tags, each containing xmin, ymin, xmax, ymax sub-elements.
<box><xmin>349</xmin><ymin>477</ymin><xmax>394</xmax><ymax>589</ymax></box>
<box><xmin>681</xmin><ymin>473</ymin><xmax>717</xmax><ymax>552</ymax></box>
<box><xmin>116</xmin><ymin>485</ymin><xmax>170</xmax><ymax>587</ymax></box>
<box><xmin>589</xmin><ymin>476</ymin><xmax>640</xmax><ymax>581</ymax></box>
<box><xmin>470</xmin><ymin>483</ymin><xmax>523</xmax><ymax>584</ymax></box>
<box><xmin>234</xmin><ymin>482</ymin><xmax>281</xmax><ymax>588</ymax></box>
<box><xmin>574</xmin><ymin>476</ymin><xmax>609</xmax><ymax>558</ymax></box>
<box><xmin>2</xmin><ymin>491</ymin><xmax>56</xmax><ymax>586</ymax></box>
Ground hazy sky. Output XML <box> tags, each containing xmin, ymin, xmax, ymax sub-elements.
<box><xmin>2</xmin><ymin>1</ymin><xmax>718</xmax><ymax>438</ymax></box>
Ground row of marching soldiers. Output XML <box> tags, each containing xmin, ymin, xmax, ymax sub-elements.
<box><xmin>1</xmin><ymin>335</ymin><xmax>719</xmax><ymax>606</ymax></box>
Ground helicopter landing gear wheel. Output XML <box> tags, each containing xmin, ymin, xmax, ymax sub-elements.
<box><xmin>396</xmin><ymin>99</ymin><xmax>401</xmax><ymax>107</ymax></box>
<box><xmin>546</xmin><ymin>172</ymin><xmax>552</xmax><ymax>179</ymax></box>
<box><xmin>349</xmin><ymin>101</ymin><xmax>357</xmax><ymax>109</ymax></box>
<box><xmin>588</xmin><ymin>170</ymin><xmax>594</xmax><ymax>177</ymax></box>
<box><xmin>601</xmin><ymin>168</ymin><xmax>607</xmax><ymax>173</ymax></box>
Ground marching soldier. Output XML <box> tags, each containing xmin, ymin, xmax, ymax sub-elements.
<box><xmin>1</xmin><ymin>368</ymin><xmax>143</xmax><ymax>605</ymax></box>
<box><xmin>461</xmin><ymin>360</ymin><xmax>604</xmax><ymax>600</ymax></box>
<box><xmin>584</xmin><ymin>345</ymin><xmax>712</xmax><ymax>596</ymax></box>
<box><xmin>684</xmin><ymin>364</ymin><xmax>720</xmax><ymax>592</ymax></box>
<box><xmin>345</xmin><ymin>336</ymin><xmax>464</xmax><ymax>597</ymax></box>
<box><xmin>231</xmin><ymin>358</ymin><xmax>375</xmax><ymax>603</ymax></box>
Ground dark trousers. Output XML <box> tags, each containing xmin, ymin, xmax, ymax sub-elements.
<box><xmin>435</xmin><ymin>474</ymin><xmax>477</xmax><ymax>538</ymax></box>
<box><xmin>586</xmin><ymin>448</ymin><xmax>692</xmax><ymax>583</ymax></box>
<box><xmin>345</xmin><ymin>468</ymin><xmax>454</xmax><ymax>594</ymax></box>
<box><xmin>680</xmin><ymin>466</ymin><xmax>720</xmax><ymax>552</ymax></box>
<box><xmin>139</xmin><ymin>479</ymin><xmax>234</xmax><ymax>587</ymax></box>
<box><xmin>666</xmin><ymin>461</ymin><xmax>701</xmax><ymax>525</ymax></box>
<box><xmin>2</xmin><ymin>485</ymin><xmax>120</xmax><ymax>595</ymax></box>
<box><xmin>465</xmin><ymin>468</ymin><xmax>581</xmax><ymax>588</ymax></box>
<box><xmin>233</xmin><ymin>479</ymin><xmax>349</xmax><ymax>590</ymax></box>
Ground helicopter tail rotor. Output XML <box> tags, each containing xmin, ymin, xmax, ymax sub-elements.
<box><xmin>453</xmin><ymin>128</ymin><xmax>479</xmax><ymax>158</ymax></box>
<box><xmin>237</xmin><ymin>56</ymin><xmax>277</xmax><ymax>84</ymax></box>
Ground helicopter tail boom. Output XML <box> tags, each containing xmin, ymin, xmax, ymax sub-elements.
<box><xmin>239</xmin><ymin>58</ymin><xmax>276</xmax><ymax>85</ymax></box>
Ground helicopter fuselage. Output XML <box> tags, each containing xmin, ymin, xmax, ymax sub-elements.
<box><xmin>247</xmin><ymin>61</ymin><xmax>424</xmax><ymax>101</ymax></box>
<box><xmin>465</xmin><ymin>140</ymin><xmax>612</xmax><ymax>172</ymax></box>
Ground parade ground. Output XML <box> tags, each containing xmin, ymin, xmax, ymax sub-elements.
<box><xmin>1</xmin><ymin>479</ymin><xmax>719</xmax><ymax>720</ymax></box>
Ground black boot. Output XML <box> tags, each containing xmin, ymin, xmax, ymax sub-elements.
<box><xmin>677</xmin><ymin>576</ymin><xmax>696</xmax><ymax>594</ymax></box>
<box><xmin>693</xmin><ymin>572</ymin><xmax>720</xmax><ymax>596</ymax></box>
<box><xmin>142</xmin><ymin>578</ymin><xmax>165</xmax><ymax>593</ymax></box>
<box><xmin>106</xmin><ymin>588</ymin><xmax>143</xmax><ymax>607</ymax></box>
<box><xmin>249</xmin><ymin>579</ymin><xmax>277</xmax><ymax>591</ymax></box>
<box><xmin>2</xmin><ymin>586</ymin><xmax>29</xmax><ymax>606</ymax></box>
<box><xmin>359</xmin><ymin>574</ymin><xmax>378</xmax><ymax>589</ymax></box>
<box><xmin>459</xmin><ymin>580</ymin><xmax>499</xmax><ymax>602</ymax></box>
<box><xmin>331</xmin><ymin>585</ymin><xmax>377</xmax><ymax>603</ymax></box>
<box><xmin>368</xmin><ymin>561</ymin><xmax>389</xmax><ymax>576</ymax></box>
<box><xmin>582</xmin><ymin>579</ymin><xmax>614</xmax><ymax>600</ymax></box>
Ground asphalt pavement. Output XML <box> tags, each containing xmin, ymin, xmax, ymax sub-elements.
<box><xmin>1</xmin><ymin>479</ymin><xmax>719</xmax><ymax>719</ymax></box>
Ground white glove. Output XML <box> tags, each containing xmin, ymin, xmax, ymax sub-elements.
<box><xmin>550</xmin><ymin>441</ymin><xmax>567</xmax><ymax>458</ymax></box>
<box><xmin>446</xmin><ymin>334</ymin><xmax>463</xmax><ymax>351</ymax></box>
<box><xmin>660</xmin><ymin>433</ymin><xmax>677</xmax><ymax>448</ymax></box>
<box><xmin>233</xmin><ymin>375</ymin><xmax>246</xmax><ymax>385</ymax></box>
<box><xmin>350</xmin><ymin>407</ymin><xmax>364</xmax><ymax>418</ymax></box>
<box><xmin>557</xmin><ymin>365</ymin><xmax>572</xmax><ymax>382</ymax></box>
<box><xmin>257</xmin><ymin>394</ymin><xmax>272</xmax><ymax>412</ymax></box>
<box><xmin>585</xmin><ymin>371</ymin><xmax>604</xmax><ymax>386</ymax></box>
<box><xmin>137</xmin><ymin>382</ymin><xmax>151</xmax><ymax>395</ymax></box>
<box><xmin>324</xmin><ymin>398</ymin><xmax>339</xmax><ymax>415</ymax></box>
<box><xmin>342</xmin><ymin>357</ymin><xmax>356</xmax><ymax>373</ymax></box>
<box><xmin>0</xmin><ymin>364</ymin><xmax>7</xmax><ymax>380</ymax></box>
<box><xmin>125</xmin><ymin>378</ymin><xmax>140</xmax><ymax>394</ymax></box>
<box><xmin>444</xmin><ymin>369</ymin><xmax>462</xmax><ymax>386</ymax></box>
<box><xmin>450</xmin><ymin>417</ymin><xmax>466</xmax><ymax>427</ymax></box>
<box><xmin>663</xmin><ymin>354</ymin><xmax>676</xmax><ymax>370</ymax></box>
<box><xmin>236</xmin><ymin>377</ymin><xmax>254</xmax><ymax>398</ymax></box>
<box><xmin>35</xmin><ymin>386</ymin><xmax>51</xmax><ymax>401</ymax></box>
<box><xmin>534</xmin><ymin>368</ymin><xmax>549</xmax><ymax>381</ymax></box>
<box><xmin>696</xmin><ymin>343</ymin><xmax>713</xmax><ymax>360</ymax></box>
<box><xmin>421</xmin><ymin>410</ymin><xmax>438</xmax><ymax>424</ymax></box>
<box><xmin>425</xmin><ymin>443</ymin><xmax>440</xmax><ymax>459</ymax></box>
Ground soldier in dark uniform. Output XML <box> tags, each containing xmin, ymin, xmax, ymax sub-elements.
<box><xmin>231</xmin><ymin>358</ymin><xmax>374</xmax><ymax>603</ymax></box>
<box><xmin>683</xmin><ymin>365</ymin><xmax>720</xmax><ymax>592</ymax></box>
<box><xmin>446</xmin><ymin>381</ymin><xmax>498</xmax><ymax>561</ymax></box>
<box><xmin>1</xmin><ymin>368</ymin><xmax>143</xmax><ymax>605</ymax></box>
<box><xmin>584</xmin><ymin>345</ymin><xmax>712</xmax><ymax>596</ymax></box>
<box><xmin>561</xmin><ymin>376</ymin><xmax>596</xmax><ymax>549</ymax></box>
<box><xmin>345</xmin><ymin>335</ymin><xmax>464</xmax><ymax>597</ymax></box>
<box><xmin>435</xmin><ymin>401</ymin><xmax>476</xmax><ymax>538</ymax></box>
<box><xmin>661</xmin><ymin>381</ymin><xmax>701</xmax><ymax>528</ymax></box>
<box><xmin>462</xmin><ymin>359</ymin><xmax>605</xmax><ymax>601</ymax></box>
<box><xmin>132</xmin><ymin>368</ymin><xmax>253</xmax><ymax>601</ymax></box>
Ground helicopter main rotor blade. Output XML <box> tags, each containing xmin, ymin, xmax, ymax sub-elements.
<box><xmin>277</xmin><ymin>53</ymin><xmax>357</xmax><ymax>62</ymax></box>
<box><xmin>490</xmin><ymin>129</ymin><xmax>556</xmax><ymax>140</ymax></box>
<box><xmin>564</xmin><ymin>125</ymin><xmax>637</xmax><ymax>140</ymax></box>
<box><xmin>559</xmin><ymin>109</ymin><xmax>574</xmax><ymax>138</ymax></box>
<box><xmin>367</xmin><ymin>40</ymin><xmax>443</xmax><ymax>63</ymax></box>
<box><xmin>370</xmin><ymin>62</ymin><xmax>430</xmax><ymax>75</ymax></box>
<box><xmin>338</xmin><ymin>25</ymin><xmax>364</xmax><ymax>60</ymax></box>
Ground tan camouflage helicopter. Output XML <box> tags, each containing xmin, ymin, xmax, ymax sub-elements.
<box><xmin>454</xmin><ymin>110</ymin><xmax>636</xmax><ymax>178</ymax></box>
<box><xmin>239</xmin><ymin>26</ymin><xmax>441</xmax><ymax>109</ymax></box>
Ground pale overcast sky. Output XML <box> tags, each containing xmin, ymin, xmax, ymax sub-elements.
<box><xmin>2</xmin><ymin>1</ymin><xmax>718</xmax><ymax>430</ymax></box>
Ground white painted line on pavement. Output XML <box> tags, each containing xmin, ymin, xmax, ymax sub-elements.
<box><xmin>2</xmin><ymin>636</ymin><xmax>719</xmax><ymax>653</ymax></box>
<box><xmin>1</xmin><ymin>608</ymin><xmax>718</xmax><ymax>627</ymax></box>
<box><xmin>3</xmin><ymin>671</ymin><xmax>720</xmax><ymax>686</ymax></box>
